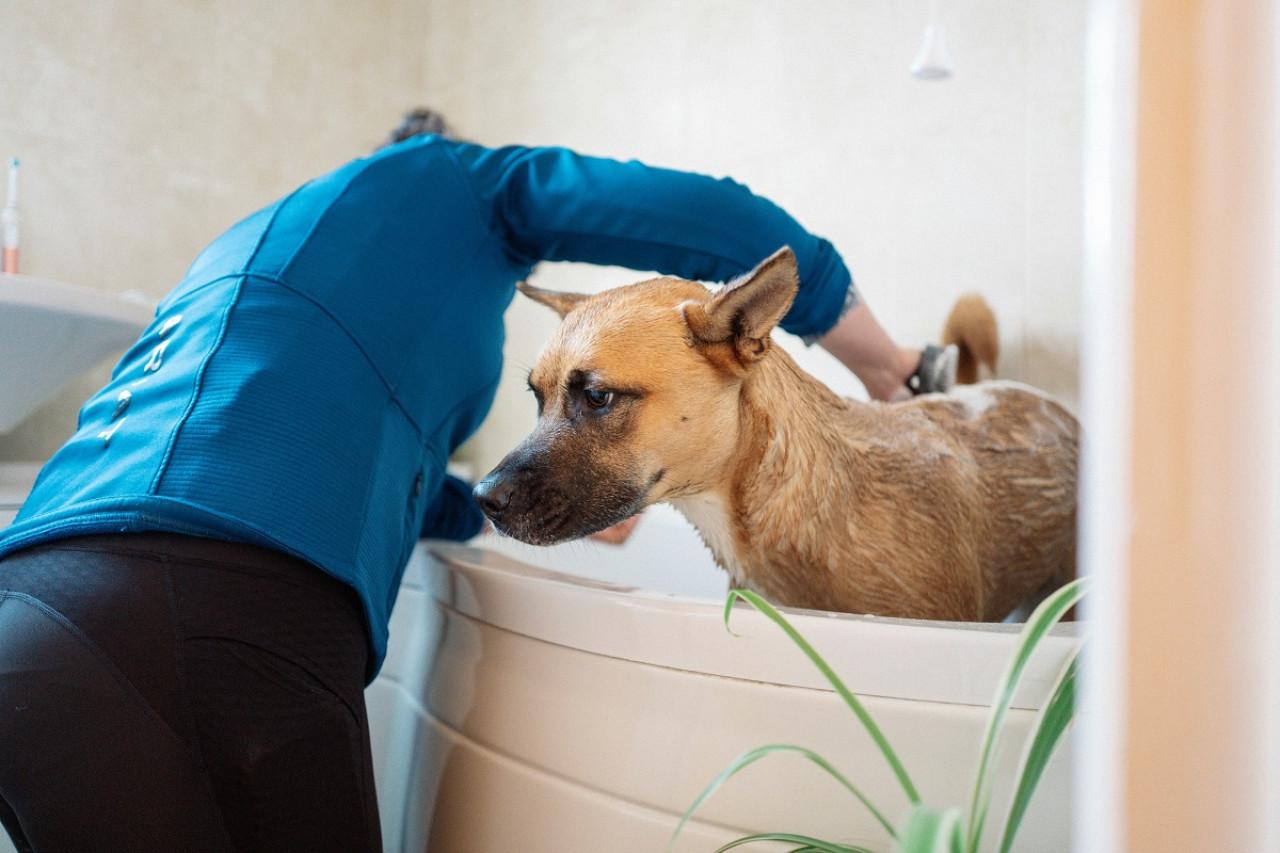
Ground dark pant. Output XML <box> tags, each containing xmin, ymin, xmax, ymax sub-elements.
<box><xmin>0</xmin><ymin>533</ymin><xmax>381</xmax><ymax>853</ymax></box>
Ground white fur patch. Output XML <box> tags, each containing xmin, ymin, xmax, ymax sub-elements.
<box><xmin>947</xmin><ymin>379</ymin><xmax>1058</xmax><ymax>419</ymax></box>
<box><xmin>670</xmin><ymin>493</ymin><xmax>743</xmax><ymax>585</ymax></box>
<box><xmin>946</xmin><ymin>383</ymin><xmax>998</xmax><ymax>418</ymax></box>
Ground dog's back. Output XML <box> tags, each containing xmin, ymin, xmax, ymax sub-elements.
<box><xmin>933</xmin><ymin>292</ymin><xmax>1076</xmax><ymax>615</ymax></box>
<box><xmin>700</xmin><ymin>289</ymin><xmax>1077</xmax><ymax>621</ymax></box>
<box><xmin>891</xmin><ymin>382</ymin><xmax>1078</xmax><ymax>619</ymax></box>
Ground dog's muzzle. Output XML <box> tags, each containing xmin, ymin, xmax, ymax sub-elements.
<box><xmin>472</xmin><ymin>462</ymin><xmax>598</xmax><ymax>545</ymax></box>
<box><xmin>472</xmin><ymin>452</ymin><xmax>652</xmax><ymax>546</ymax></box>
<box><xmin>472</xmin><ymin>472</ymin><xmax>516</xmax><ymax>521</ymax></box>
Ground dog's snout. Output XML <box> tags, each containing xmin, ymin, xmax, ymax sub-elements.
<box><xmin>471</xmin><ymin>436</ymin><xmax>653</xmax><ymax>545</ymax></box>
<box><xmin>472</xmin><ymin>473</ymin><xmax>514</xmax><ymax>519</ymax></box>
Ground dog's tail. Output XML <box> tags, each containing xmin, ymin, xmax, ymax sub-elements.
<box><xmin>941</xmin><ymin>294</ymin><xmax>999</xmax><ymax>384</ymax></box>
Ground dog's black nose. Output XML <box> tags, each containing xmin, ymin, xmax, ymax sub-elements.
<box><xmin>472</xmin><ymin>474</ymin><xmax>513</xmax><ymax>519</ymax></box>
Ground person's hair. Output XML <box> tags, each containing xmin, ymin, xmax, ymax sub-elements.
<box><xmin>383</xmin><ymin>108</ymin><xmax>461</xmax><ymax>148</ymax></box>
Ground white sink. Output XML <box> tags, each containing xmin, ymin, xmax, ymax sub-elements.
<box><xmin>0</xmin><ymin>274</ymin><xmax>155</xmax><ymax>434</ymax></box>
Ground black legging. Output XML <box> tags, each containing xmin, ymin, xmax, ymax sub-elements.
<box><xmin>0</xmin><ymin>533</ymin><xmax>381</xmax><ymax>853</ymax></box>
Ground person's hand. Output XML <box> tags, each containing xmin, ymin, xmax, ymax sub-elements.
<box><xmin>589</xmin><ymin>514</ymin><xmax>642</xmax><ymax>545</ymax></box>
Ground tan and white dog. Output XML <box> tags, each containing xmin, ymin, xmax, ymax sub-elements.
<box><xmin>473</xmin><ymin>248</ymin><xmax>1078</xmax><ymax>621</ymax></box>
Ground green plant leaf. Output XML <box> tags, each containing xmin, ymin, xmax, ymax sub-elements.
<box><xmin>996</xmin><ymin>655</ymin><xmax>1079</xmax><ymax>853</ymax></box>
<box><xmin>895</xmin><ymin>805</ymin><xmax>964</xmax><ymax>853</ymax></box>
<box><xmin>723</xmin><ymin>589</ymin><xmax>920</xmax><ymax>805</ymax></box>
<box><xmin>710</xmin><ymin>832</ymin><xmax>877</xmax><ymax>853</ymax></box>
<box><xmin>670</xmin><ymin>743</ymin><xmax>897</xmax><ymax>848</ymax></box>
<box><xmin>965</xmin><ymin>578</ymin><xmax>1087</xmax><ymax>853</ymax></box>
<box><xmin>680</xmin><ymin>583</ymin><xmax>1087</xmax><ymax>853</ymax></box>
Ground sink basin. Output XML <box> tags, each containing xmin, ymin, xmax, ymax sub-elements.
<box><xmin>0</xmin><ymin>274</ymin><xmax>155</xmax><ymax>434</ymax></box>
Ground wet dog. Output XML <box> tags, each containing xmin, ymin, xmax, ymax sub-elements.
<box><xmin>474</xmin><ymin>248</ymin><xmax>1077</xmax><ymax>621</ymax></box>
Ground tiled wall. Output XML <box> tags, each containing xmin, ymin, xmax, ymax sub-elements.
<box><xmin>0</xmin><ymin>1</ymin><xmax>1085</xmax><ymax>475</ymax></box>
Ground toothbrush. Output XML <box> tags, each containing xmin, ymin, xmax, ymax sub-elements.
<box><xmin>2</xmin><ymin>158</ymin><xmax>18</xmax><ymax>274</ymax></box>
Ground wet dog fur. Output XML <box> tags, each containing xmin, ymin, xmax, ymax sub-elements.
<box><xmin>474</xmin><ymin>248</ymin><xmax>1078</xmax><ymax>621</ymax></box>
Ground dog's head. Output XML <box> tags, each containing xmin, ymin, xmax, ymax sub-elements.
<box><xmin>473</xmin><ymin>247</ymin><xmax>799</xmax><ymax>544</ymax></box>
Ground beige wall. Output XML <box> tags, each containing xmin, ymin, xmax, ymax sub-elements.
<box><xmin>0</xmin><ymin>1</ymin><xmax>1085</xmax><ymax>477</ymax></box>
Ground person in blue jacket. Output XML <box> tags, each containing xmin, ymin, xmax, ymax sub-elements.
<box><xmin>0</xmin><ymin>109</ymin><xmax>954</xmax><ymax>852</ymax></box>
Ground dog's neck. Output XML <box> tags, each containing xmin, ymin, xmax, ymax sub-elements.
<box><xmin>670</xmin><ymin>346</ymin><xmax>877</xmax><ymax>596</ymax></box>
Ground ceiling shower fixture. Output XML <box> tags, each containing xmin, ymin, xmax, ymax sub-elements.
<box><xmin>910</xmin><ymin>0</ymin><xmax>954</xmax><ymax>80</ymax></box>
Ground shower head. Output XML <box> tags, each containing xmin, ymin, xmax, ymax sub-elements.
<box><xmin>910</xmin><ymin>1</ymin><xmax>954</xmax><ymax>81</ymax></box>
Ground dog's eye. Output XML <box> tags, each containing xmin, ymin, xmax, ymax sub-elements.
<box><xmin>526</xmin><ymin>375</ymin><xmax>547</xmax><ymax>414</ymax></box>
<box><xmin>583</xmin><ymin>388</ymin><xmax>614</xmax><ymax>410</ymax></box>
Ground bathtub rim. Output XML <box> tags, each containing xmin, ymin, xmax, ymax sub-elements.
<box><xmin>424</xmin><ymin>541</ymin><xmax>1083</xmax><ymax>711</ymax></box>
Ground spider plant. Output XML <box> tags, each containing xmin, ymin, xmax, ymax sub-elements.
<box><xmin>670</xmin><ymin>577</ymin><xmax>1086</xmax><ymax>853</ymax></box>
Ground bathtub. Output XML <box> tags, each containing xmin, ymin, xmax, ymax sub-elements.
<box><xmin>373</xmin><ymin>504</ymin><xmax>1080</xmax><ymax>853</ymax></box>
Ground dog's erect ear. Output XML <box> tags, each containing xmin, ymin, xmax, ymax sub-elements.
<box><xmin>682</xmin><ymin>247</ymin><xmax>799</xmax><ymax>365</ymax></box>
<box><xmin>518</xmin><ymin>280</ymin><xmax>589</xmax><ymax>319</ymax></box>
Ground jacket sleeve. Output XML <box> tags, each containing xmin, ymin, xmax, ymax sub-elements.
<box><xmin>453</xmin><ymin>144</ymin><xmax>856</xmax><ymax>341</ymax></box>
<box><xmin>419</xmin><ymin>473</ymin><xmax>486</xmax><ymax>541</ymax></box>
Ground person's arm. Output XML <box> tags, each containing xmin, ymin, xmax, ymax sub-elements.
<box><xmin>455</xmin><ymin>144</ymin><xmax>854</xmax><ymax>341</ymax></box>
<box><xmin>818</xmin><ymin>301</ymin><xmax>921</xmax><ymax>401</ymax></box>
<box><xmin>419</xmin><ymin>473</ymin><xmax>487</xmax><ymax>541</ymax></box>
<box><xmin>456</xmin><ymin>142</ymin><xmax>919</xmax><ymax>400</ymax></box>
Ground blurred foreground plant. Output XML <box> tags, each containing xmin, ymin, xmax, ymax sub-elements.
<box><xmin>670</xmin><ymin>578</ymin><xmax>1087</xmax><ymax>853</ymax></box>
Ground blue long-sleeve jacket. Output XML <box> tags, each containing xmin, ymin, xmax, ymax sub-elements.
<box><xmin>0</xmin><ymin>135</ymin><xmax>854</xmax><ymax>679</ymax></box>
